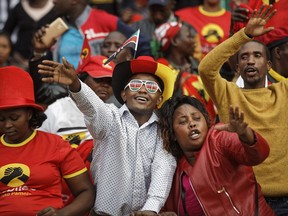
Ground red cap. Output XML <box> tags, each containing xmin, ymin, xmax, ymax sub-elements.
<box><xmin>0</xmin><ymin>66</ymin><xmax>44</xmax><ymax>111</ymax></box>
<box><xmin>77</xmin><ymin>55</ymin><xmax>114</xmax><ymax>78</ymax></box>
<box><xmin>154</xmin><ymin>21</ymin><xmax>182</xmax><ymax>51</ymax></box>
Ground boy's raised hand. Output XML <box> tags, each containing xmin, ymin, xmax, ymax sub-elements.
<box><xmin>244</xmin><ymin>4</ymin><xmax>276</xmax><ymax>37</ymax></box>
<box><xmin>38</xmin><ymin>57</ymin><xmax>81</xmax><ymax>92</ymax></box>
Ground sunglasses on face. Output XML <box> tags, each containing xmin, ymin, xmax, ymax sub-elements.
<box><xmin>124</xmin><ymin>79</ymin><xmax>162</xmax><ymax>94</ymax></box>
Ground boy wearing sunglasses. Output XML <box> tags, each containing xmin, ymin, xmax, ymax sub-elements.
<box><xmin>38</xmin><ymin>56</ymin><xmax>177</xmax><ymax>216</ymax></box>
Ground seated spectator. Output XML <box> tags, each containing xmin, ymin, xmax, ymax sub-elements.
<box><xmin>39</xmin><ymin>55</ymin><xmax>114</xmax><ymax>208</ymax></box>
<box><xmin>120</xmin><ymin>0</ymin><xmax>148</xmax><ymax>24</ymax></box>
<box><xmin>154</xmin><ymin>21</ymin><xmax>199</xmax><ymax>74</ymax></box>
<box><xmin>0</xmin><ymin>66</ymin><xmax>95</xmax><ymax>216</ymax></box>
<box><xmin>100</xmin><ymin>31</ymin><xmax>133</xmax><ymax>64</ymax></box>
<box><xmin>176</xmin><ymin>0</ymin><xmax>231</xmax><ymax>59</ymax></box>
<box><xmin>131</xmin><ymin>0</ymin><xmax>179</xmax><ymax>58</ymax></box>
<box><xmin>0</xmin><ymin>31</ymin><xmax>13</xmax><ymax>67</ymax></box>
<box><xmin>100</xmin><ymin>30</ymin><xmax>134</xmax><ymax>107</ymax></box>
<box><xmin>154</xmin><ymin>21</ymin><xmax>217</xmax><ymax>123</ymax></box>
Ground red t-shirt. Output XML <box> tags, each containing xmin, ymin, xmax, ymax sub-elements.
<box><xmin>0</xmin><ymin>130</ymin><xmax>87</xmax><ymax>216</ymax></box>
<box><xmin>176</xmin><ymin>6</ymin><xmax>231</xmax><ymax>58</ymax></box>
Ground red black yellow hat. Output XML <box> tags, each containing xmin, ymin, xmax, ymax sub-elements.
<box><xmin>0</xmin><ymin>66</ymin><xmax>44</xmax><ymax>111</ymax></box>
<box><xmin>112</xmin><ymin>56</ymin><xmax>176</xmax><ymax>108</ymax></box>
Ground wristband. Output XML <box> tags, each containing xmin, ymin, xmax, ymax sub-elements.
<box><xmin>245</xmin><ymin>33</ymin><xmax>253</xmax><ymax>39</ymax></box>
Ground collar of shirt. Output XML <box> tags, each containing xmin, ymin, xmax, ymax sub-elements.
<box><xmin>119</xmin><ymin>104</ymin><xmax>159</xmax><ymax>127</ymax></box>
<box><xmin>268</xmin><ymin>68</ymin><xmax>287</xmax><ymax>82</ymax></box>
<box><xmin>75</xmin><ymin>5</ymin><xmax>91</xmax><ymax>28</ymax></box>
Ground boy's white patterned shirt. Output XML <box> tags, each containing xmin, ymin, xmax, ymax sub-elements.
<box><xmin>70</xmin><ymin>82</ymin><xmax>176</xmax><ymax>216</ymax></box>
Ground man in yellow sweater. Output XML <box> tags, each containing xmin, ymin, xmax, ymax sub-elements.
<box><xmin>199</xmin><ymin>5</ymin><xmax>288</xmax><ymax>215</ymax></box>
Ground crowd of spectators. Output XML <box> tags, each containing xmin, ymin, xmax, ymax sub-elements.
<box><xmin>1</xmin><ymin>0</ymin><xmax>288</xmax><ymax>215</ymax></box>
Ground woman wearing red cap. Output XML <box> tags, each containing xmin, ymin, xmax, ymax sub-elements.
<box><xmin>154</xmin><ymin>21</ymin><xmax>217</xmax><ymax>123</ymax></box>
<box><xmin>0</xmin><ymin>66</ymin><xmax>95</xmax><ymax>215</ymax></box>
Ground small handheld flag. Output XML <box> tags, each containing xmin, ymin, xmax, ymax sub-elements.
<box><xmin>76</xmin><ymin>34</ymin><xmax>91</xmax><ymax>73</ymax></box>
<box><xmin>104</xmin><ymin>29</ymin><xmax>140</xmax><ymax>65</ymax></box>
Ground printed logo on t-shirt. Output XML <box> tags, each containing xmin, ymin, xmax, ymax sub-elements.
<box><xmin>61</xmin><ymin>131</ymin><xmax>88</xmax><ymax>148</ymax></box>
<box><xmin>0</xmin><ymin>163</ymin><xmax>30</xmax><ymax>187</ymax></box>
<box><xmin>201</xmin><ymin>23</ymin><xmax>224</xmax><ymax>43</ymax></box>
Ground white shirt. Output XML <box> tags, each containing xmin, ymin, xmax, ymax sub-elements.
<box><xmin>236</xmin><ymin>76</ymin><xmax>268</xmax><ymax>87</ymax></box>
<box><xmin>71</xmin><ymin>82</ymin><xmax>176</xmax><ymax>216</ymax></box>
<box><xmin>39</xmin><ymin>97</ymin><xmax>92</xmax><ymax>146</ymax></box>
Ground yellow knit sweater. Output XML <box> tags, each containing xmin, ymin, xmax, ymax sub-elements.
<box><xmin>199</xmin><ymin>28</ymin><xmax>288</xmax><ymax>196</ymax></box>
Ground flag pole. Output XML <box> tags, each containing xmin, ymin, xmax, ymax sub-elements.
<box><xmin>133</xmin><ymin>29</ymin><xmax>140</xmax><ymax>59</ymax></box>
<box><xmin>104</xmin><ymin>29</ymin><xmax>140</xmax><ymax>65</ymax></box>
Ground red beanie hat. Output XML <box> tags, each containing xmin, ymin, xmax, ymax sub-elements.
<box><xmin>154</xmin><ymin>21</ymin><xmax>182</xmax><ymax>51</ymax></box>
<box><xmin>0</xmin><ymin>66</ymin><xmax>44</xmax><ymax>111</ymax></box>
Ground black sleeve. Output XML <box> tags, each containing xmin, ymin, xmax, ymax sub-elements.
<box><xmin>2</xmin><ymin>4</ymin><xmax>20</xmax><ymax>34</ymax></box>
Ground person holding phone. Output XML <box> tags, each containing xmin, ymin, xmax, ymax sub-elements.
<box><xmin>2</xmin><ymin>0</ymin><xmax>57</xmax><ymax>70</ymax></box>
<box><xmin>44</xmin><ymin>0</ymin><xmax>151</xmax><ymax>69</ymax></box>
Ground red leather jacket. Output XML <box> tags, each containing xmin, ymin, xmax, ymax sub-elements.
<box><xmin>162</xmin><ymin>125</ymin><xmax>275</xmax><ymax>216</ymax></box>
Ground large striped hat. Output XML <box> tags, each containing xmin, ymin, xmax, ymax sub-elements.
<box><xmin>112</xmin><ymin>56</ymin><xmax>176</xmax><ymax>108</ymax></box>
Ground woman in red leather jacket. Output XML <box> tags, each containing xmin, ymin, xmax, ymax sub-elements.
<box><xmin>158</xmin><ymin>96</ymin><xmax>275</xmax><ymax>216</ymax></box>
